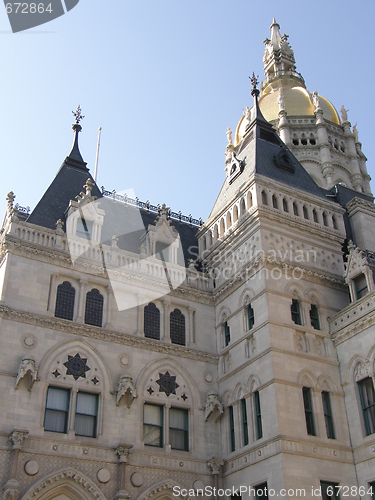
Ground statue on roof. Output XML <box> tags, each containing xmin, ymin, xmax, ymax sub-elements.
<box><xmin>226</xmin><ymin>127</ymin><xmax>233</xmax><ymax>145</ymax></box>
<box><xmin>72</xmin><ymin>105</ymin><xmax>85</xmax><ymax>124</ymax></box>
<box><xmin>353</xmin><ymin>123</ymin><xmax>359</xmax><ymax>142</ymax></box>
<box><xmin>244</xmin><ymin>106</ymin><xmax>251</xmax><ymax>122</ymax></box>
<box><xmin>312</xmin><ymin>91</ymin><xmax>321</xmax><ymax>111</ymax></box>
<box><xmin>340</xmin><ymin>105</ymin><xmax>349</xmax><ymax>122</ymax></box>
<box><xmin>277</xmin><ymin>89</ymin><xmax>285</xmax><ymax>111</ymax></box>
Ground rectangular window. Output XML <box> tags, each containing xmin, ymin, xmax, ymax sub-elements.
<box><xmin>241</xmin><ymin>398</ymin><xmax>249</xmax><ymax>446</ymax></box>
<box><xmin>74</xmin><ymin>392</ymin><xmax>98</xmax><ymax>438</ymax></box>
<box><xmin>255</xmin><ymin>483</ymin><xmax>269</xmax><ymax>500</ymax></box>
<box><xmin>322</xmin><ymin>391</ymin><xmax>335</xmax><ymax>439</ymax></box>
<box><xmin>44</xmin><ymin>387</ymin><xmax>70</xmax><ymax>433</ymax></box>
<box><xmin>291</xmin><ymin>299</ymin><xmax>301</xmax><ymax>325</ymax></box>
<box><xmin>302</xmin><ymin>387</ymin><xmax>315</xmax><ymax>436</ymax></box>
<box><xmin>320</xmin><ymin>481</ymin><xmax>340</xmax><ymax>500</ymax></box>
<box><xmin>143</xmin><ymin>404</ymin><xmax>163</xmax><ymax>447</ymax></box>
<box><xmin>224</xmin><ymin>321</ymin><xmax>230</xmax><ymax>347</ymax></box>
<box><xmin>229</xmin><ymin>405</ymin><xmax>235</xmax><ymax>452</ymax></box>
<box><xmin>310</xmin><ymin>304</ymin><xmax>320</xmax><ymax>330</ymax></box>
<box><xmin>247</xmin><ymin>304</ymin><xmax>255</xmax><ymax>330</ymax></box>
<box><xmin>169</xmin><ymin>407</ymin><xmax>188</xmax><ymax>451</ymax></box>
<box><xmin>76</xmin><ymin>217</ymin><xmax>93</xmax><ymax>240</ymax></box>
<box><xmin>254</xmin><ymin>390</ymin><xmax>263</xmax><ymax>439</ymax></box>
<box><xmin>369</xmin><ymin>481</ymin><xmax>375</xmax><ymax>500</ymax></box>
<box><xmin>354</xmin><ymin>274</ymin><xmax>368</xmax><ymax>300</ymax></box>
<box><xmin>358</xmin><ymin>377</ymin><xmax>375</xmax><ymax>436</ymax></box>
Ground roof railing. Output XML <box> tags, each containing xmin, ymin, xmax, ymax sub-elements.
<box><xmin>101</xmin><ymin>187</ymin><xmax>203</xmax><ymax>227</ymax></box>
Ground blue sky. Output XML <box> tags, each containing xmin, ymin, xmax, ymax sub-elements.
<box><xmin>1</xmin><ymin>0</ymin><xmax>374</xmax><ymax>221</ymax></box>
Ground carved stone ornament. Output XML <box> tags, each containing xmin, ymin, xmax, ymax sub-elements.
<box><xmin>116</xmin><ymin>375</ymin><xmax>137</xmax><ymax>407</ymax></box>
<box><xmin>116</xmin><ymin>444</ymin><xmax>133</xmax><ymax>463</ymax></box>
<box><xmin>228</xmin><ymin>151</ymin><xmax>243</xmax><ymax>184</ymax></box>
<box><xmin>2</xmin><ymin>479</ymin><xmax>19</xmax><ymax>500</ymax></box>
<box><xmin>9</xmin><ymin>428</ymin><xmax>29</xmax><ymax>449</ymax></box>
<box><xmin>204</xmin><ymin>392</ymin><xmax>224</xmax><ymax>422</ymax></box>
<box><xmin>15</xmin><ymin>356</ymin><xmax>38</xmax><ymax>391</ymax></box>
<box><xmin>63</xmin><ymin>353</ymin><xmax>90</xmax><ymax>380</ymax></box>
<box><xmin>354</xmin><ymin>361</ymin><xmax>369</xmax><ymax>382</ymax></box>
<box><xmin>207</xmin><ymin>457</ymin><xmax>224</xmax><ymax>475</ymax></box>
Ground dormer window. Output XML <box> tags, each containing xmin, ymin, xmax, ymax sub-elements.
<box><xmin>354</xmin><ymin>274</ymin><xmax>368</xmax><ymax>300</ymax></box>
<box><xmin>76</xmin><ymin>217</ymin><xmax>93</xmax><ymax>240</ymax></box>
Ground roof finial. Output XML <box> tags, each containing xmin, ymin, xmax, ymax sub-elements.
<box><xmin>72</xmin><ymin>105</ymin><xmax>85</xmax><ymax>125</ymax></box>
<box><xmin>250</xmin><ymin>72</ymin><xmax>260</xmax><ymax>98</ymax></box>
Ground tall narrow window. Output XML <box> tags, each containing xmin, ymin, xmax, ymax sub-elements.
<box><xmin>254</xmin><ymin>390</ymin><xmax>263</xmax><ymax>439</ymax></box>
<box><xmin>291</xmin><ymin>299</ymin><xmax>301</xmax><ymax>325</ymax></box>
<box><xmin>303</xmin><ymin>206</ymin><xmax>309</xmax><ymax>219</ymax></box>
<box><xmin>241</xmin><ymin>398</ymin><xmax>249</xmax><ymax>446</ymax></box>
<box><xmin>229</xmin><ymin>405</ymin><xmax>235</xmax><ymax>452</ymax></box>
<box><xmin>282</xmin><ymin>198</ymin><xmax>288</xmax><ymax>212</ymax></box>
<box><xmin>321</xmin><ymin>481</ymin><xmax>340</xmax><ymax>500</ymax></box>
<box><xmin>74</xmin><ymin>392</ymin><xmax>98</xmax><ymax>438</ymax></box>
<box><xmin>354</xmin><ymin>274</ymin><xmax>368</xmax><ymax>300</ymax></box>
<box><xmin>312</xmin><ymin>209</ymin><xmax>318</xmax><ymax>223</ymax></box>
<box><xmin>55</xmin><ymin>281</ymin><xmax>75</xmax><ymax>321</ymax></box>
<box><xmin>170</xmin><ymin>309</ymin><xmax>186</xmax><ymax>345</ymax></box>
<box><xmin>261</xmin><ymin>191</ymin><xmax>268</xmax><ymax>205</ymax></box>
<box><xmin>293</xmin><ymin>202</ymin><xmax>299</xmax><ymax>216</ymax></box>
<box><xmin>255</xmin><ymin>483</ymin><xmax>268</xmax><ymax>500</ymax></box>
<box><xmin>247</xmin><ymin>304</ymin><xmax>255</xmax><ymax>330</ymax></box>
<box><xmin>85</xmin><ymin>288</ymin><xmax>104</xmax><ymax>327</ymax></box>
<box><xmin>302</xmin><ymin>387</ymin><xmax>315</xmax><ymax>436</ymax></box>
<box><xmin>310</xmin><ymin>304</ymin><xmax>320</xmax><ymax>330</ymax></box>
<box><xmin>143</xmin><ymin>404</ymin><xmax>163</xmax><ymax>447</ymax></box>
<box><xmin>169</xmin><ymin>407</ymin><xmax>188</xmax><ymax>451</ymax></box>
<box><xmin>322</xmin><ymin>212</ymin><xmax>328</xmax><ymax>226</ymax></box>
<box><xmin>272</xmin><ymin>194</ymin><xmax>278</xmax><ymax>209</ymax></box>
<box><xmin>358</xmin><ymin>377</ymin><xmax>375</xmax><ymax>436</ymax></box>
<box><xmin>322</xmin><ymin>391</ymin><xmax>335</xmax><ymax>439</ymax></box>
<box><xmin>44</xmin><ymin>387</ymin><xmax>70</xmax><ymax>434</ymax></box>
<box><xmin>144</xmin><ymin>303</ymin><xmax>160</xmax><ymax>340</ymax></box>
<box><xmin>224</xmin><ymin>321</ymin><xmax>230</xmax><ymax>346</ymax></box>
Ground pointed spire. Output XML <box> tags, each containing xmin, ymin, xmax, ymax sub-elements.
<box><xmin>270</xmin><ymin>17</ymin><xmax>282</xmax><ymax>48</ymax></box>
<box><xmin>66</xmin><ymin>105</ymin><xmax>87</xmax><ymax>168</ymax></box>
<box><xmin>248</xmin><ymin>73</ymin><xmax>268</xmax><ymax>125</ymax></box>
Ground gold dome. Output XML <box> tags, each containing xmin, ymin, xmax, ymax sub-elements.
<box><xmin>235</xmin><ymin>86</ymin><xmax>340</xmax><ymax>145</ymax></box>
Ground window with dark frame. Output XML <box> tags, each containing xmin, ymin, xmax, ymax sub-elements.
<box><xmin>321</xmin><ymin>391</ymin><xmax>335</xmax><ymax>439</ymax></box>
<box><xmin>368</xmin><ymin>481</ymin><xmax>375</xmax><ymax>500</ymax></box>
<box><xmin>303</xmin><ymin>205</ymin><xmax>309</xmax><ymax>219</ymax></box>
<box><xmin>144</xmin><ymin>302</ymin><xmax>160</xmax><ymax>340</ymax></box>
<box><xmin>84</xmin><ymin>288</ymin><xmax>104</xmax><ymax>327</ymax></box>
<box><xmin>255</xmin><ymin>483</ymin><xmax>269</xmax><ymax>500</ymax></box>
<box><xmin>143</xmin><ymin>403</ymin><xmax>163</xmax><ymax>447</ymax></box>
<box><xmin>224</xmin><ymin>321</ymin><xmax>231</xmax><ymax>346</ymax></box>
<box><xmin>291</xmin><ymin>299</ymin><xmax>301</xmax><ymax>325</ymax></box>
<box><xmin>169</xmin><ymin>407</ymin><xmax>188</xmax><ymax>451</ymax></box>
<box><xmin>254</xmin><ymin>390</ymin><xmax>263</xmax><ymax>439</ymax></box>
<box><xmin>358</xmin><ymin>377</ymin><xmax>375</xmax><ymax>436</ymax></box>
<box><xmin>241</xmin><ymin>398</ymin><xmax>249</xmax><ymax>446</ymax></box>
<box><xmin>293</xmin><ymin>202</ymin><xmax>299</xmax><ymax>216</ymax></box>
<box><xmin>55</xmin><ymin>281</ymin><xmax>75</xmax><ymax>321</ymax></box>
<box><xmin>170</xmin><ymin>309</ymin><xmax>186</xmax><ymax>346</ymax></box>
<box><xmin>302</xmin><ymin>387</ymin><xmax>315</xmax><ymax>436</ymax></box>
<box><xmin>76</xmin><ymin>217</ymin><xmax>93</xmax><ymax>240</ymax></box>
<box><xmin>44</xmin><ymin>386</ymin><xmax>70</xmax><ymax>434</ymax></box>
<box><xmin>229</xmin><ymin>405</ymin><xmax>235</xmax><ymax>452</ymax></box>
<box><xmin>282</xmin><ymin>198</ymin><xmax>288</xmax><ymax>212</ymax></box>
<box><xmin>247</xmin><ymin>304</ymin><xmax>255</xmax><ymax>330</ymax></box>
<box><xmin>310</xmin><ymin>304</ymin><xmax>320</xmax><ymax>330</ymax></box>
<box><xmin>74</xmin><ymin>392</ymin><xmax>98</xmax><ymax>438</ymax></box>
<box><xmin>320</xmin><ymin>481</ymin><xmax>340</xmax><ymax>500</ymax></box>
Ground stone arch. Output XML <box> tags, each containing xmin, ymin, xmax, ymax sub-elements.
<box><xmin>233</xmin><ymin>204</ymin><xmax>239</xmax><ymax>223</ymax></box>
<box><xmin>135</xmin><ymin>356</ymin><xmax>202</xmax><ymax>408</ymax></box>
<box><xmin>239</xmin><ymin>287</ymin><xmax>256</xmax><ymax>307</ymax></box>
<box><xmin>247</xmin><ymin>191</ymin><xmax>253</xmax><ymax>209</ymax></box>
<box><xmin>285</xmin><ymin>281</ymin><xmax>304</xmax><ymax>299</ymax></box>
<box><xmin>240</xmin><ymin>198</ymin><xmax>246</xmax><ymax>217</ymax></box>
<box><xmin>20</xmin><ymin>468</ymin><xmax>107</xmax><ymax>500</ymax></box>
<box><xmin>220</xmin><ymin>218</ymin><xmax>225</xmax><ymax>236</ymax></box>
<box><xmin>305</xmin><ymin>287</ymin><xmax>324</xmax><ymax>305</ymax></box>
<box><xmin>246</xmin><ymin>374</ymin><xmax>261</xmax><ymax>393</ymax></box>
<box><xmin>234</xmin><ymin>381</ymin><xmax>246</xmax><ymax>400</ymax></box>
<box><xmin>38</xmin><ymin>339</ymin><xmax>112</xmax><ymax>394</ymax></box>
<box><xmin>297</xmin><ymin>369</ymin><xmax>317</xmax><ymax>388</ymax></box>
<box><xmin>136</xmin><ymin>479</ymin><xmax>184</xmax><ymax>500</ymax></box>
<box><xmin>345</xmin><ymin>354</ymin><xmax>370</xmax><ymax>384</ymax></box>
<box><xmin>317</xmin><ymin>374</ymin><xmax>338</xmax><ymax>393</ymax></box>
<box><xmin>222</xmin><ymin>389</ymin><xmax>234</xmax><ymax>406</ymax></box>
<box><xmin>226</xmin><ymin>211</ymin><xmax>232</xmax><ymax>230</ymax></box>
<box><xmin>217</xmin><ymin>306</ymin><xmax>231</xmax><ymax>324</ymax></box>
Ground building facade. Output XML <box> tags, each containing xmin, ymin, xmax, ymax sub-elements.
<box><xmin>1</xmin><ymin>20</ymin><xmax>375</xmax><ymax>500</ymax></box>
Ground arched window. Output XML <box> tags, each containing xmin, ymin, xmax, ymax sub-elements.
<box><xmin>303</xmin><ymin>206</ymin><xmax>309</xmax><ymax>220</ymax></box>
<box><xmin>312</xmin><ymin>209</ymin><xmax>318</xmax><ymax>223</ymax></box>
<box><xmin>55</xmin><ymin>281</ymin><xmax>75</xmax><ymax>321</ymax></box>
<box><xmin>332</xmin><ymin>215</ymin><xmax>338</xmax><ymax>230</ymax></box>
<box><xmin>247</xmin><ymin>191</ymin><xmax>253</xmax><ymax>208</ymax></box>
<box><xmin>170</xmin><ymin>309</ymin><xmax>185</xmax><ymax>345</ymax></box>
<box><xmin>240</xmin><ymin>198</ymin><xmax>246</xmax><ymax>217</ymax></box>
<box><xmin>220</xmin><ymin>218</ymin><xmax>225</xmax><ymax>236</ymax></box>
<box><xmin>226</xmin><ymin>212</ymin><xmax>232</xmax><ymax>229</ymax></box>
<box><xmin>233</xmin><ymin>205</ymin><xmax>239</xmax><ymax>223</ymax></box>
<box><xmin>85</xmin><ymin>289</ymin><xmax>104</xmax><ymax>327</ymax></box>
<box><xmin>261</xmin><ymin>191</ymin><xmax>268</xmax><ymax>205</ymax></box>
<box><xmin>293</xmin><ymin>202</ymin><xmax>299</xmax><ymax>216</ymax></box>
<box><xmin>322</xmin><ymin>212</ymin><xmax>328</xmax><ymax>226</ymax></box>
<box><xmin>291</xmin><ymin>299</ymin><xmax>301</xmax><ymax>325</ymax></box>
<box><xmin>214</xmin><ymin>224</ymin><xmax>219</xmax><ymax>240</ymax></box>
<box><xmin>144</xmin><ymin>303</ymin><xmax>160</xmax><ymax>340</ymax></box>
<box><xmin>282</xmin><ymin>198</ymin><xmax>288</xmax><ymax>212</ymax></box>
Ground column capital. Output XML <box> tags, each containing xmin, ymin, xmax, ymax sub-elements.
<box><xmin>116</xmin><ymin>444</ymin><xmax>133</xmax><ymax>463</ymax></box>
<box><xmin>9</xmin><ymin>428</ymin><xmax>29</xmax><ymax>450</ymax></box>
<box><xmin>207</xmin><ymin>457</ymin><xmax>224</xmax><ymax>475</ymax></box>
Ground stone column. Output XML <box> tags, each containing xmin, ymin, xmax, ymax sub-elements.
<box><xmin>163</xmin><ymin>300</ymin><xmax>171</xmax><ymax>343</ymax></box>
<box><xmin>207</xmin><ymin>457</ymin><xmax>224</xmax><ymax>500</ymax></box>
<box><xmin>47</xmin><ymin>274</ymin><xmax>58</xmax><ymax>314</ymax></box>
<box><xmin>277</xmin><ymin>109</ymin><xmax>291</xmax><ymax>146</ymax></box>
<box><xmin>343</xmin><ymin>121</ymin><xmax>363</xmax><ymax>192</ymax></box>
<box><xmin>4</xmin><ymin>429</ymin><xmax>29</xmax><ymax>498</ymax></box>
<box><xmin>77</xmin><ymin>279</ymin><xmax>87</xmax><ymax>323</ymax></box>
<box><xmin>106</xmin><ymin>286</ymin><xmax>112</xmax><ymax>328</ymax></box>
<box><xmin>315</xmin><ymin>109</ymin><xmax>334</xmax><ymax>188</ymax></box>
<box><xmin>115</xmin><ymin>444</ymin><xmax>133</xmax><ymax>500</ymax></box>
<box><xmin>136</xmin><ymin>294</ymin><xmax>144</xmax><ymax>336</ymax></box>
<box><xmin>188</xmin><ymin>308</ymin><xmax>195</xmax><ymax>345</ymax></box>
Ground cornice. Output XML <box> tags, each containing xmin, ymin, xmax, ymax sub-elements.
<box><xmin>0</xmin><ymin>305</ymin><xmax>218</xmax><ymax>364</ymax></box>
<box><xmin>346</xmin><ymin>197</ymin><xmax>375</xmax><ymax>218</ymax></box>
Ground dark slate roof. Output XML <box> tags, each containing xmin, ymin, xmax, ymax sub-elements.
<box><xmin>27</xmin><ymin>128</ymin><xmax>101</xmax><ymax>230</ymax></box>
<box><xmin>209</xmin><ymin>95</ymin><xmax>327</xmax><ymax>218</ymax></box>
<box><xmin>26</xmin><ymin>128</ymin><xmax>199</xmax><ymax>267</ymax></box>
